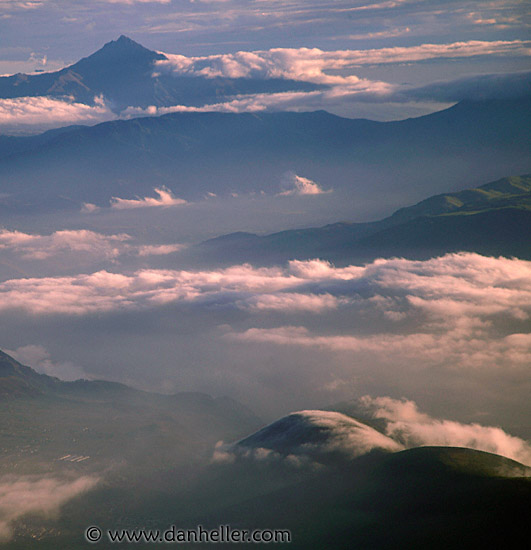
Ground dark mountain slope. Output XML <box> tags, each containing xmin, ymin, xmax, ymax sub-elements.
<box><xmin>0</xmin><ymin>349</ymin><xmax>262</xmax><ymax>474</ymax></box>
<box><xmin>196</xmin><ymin>447</ymin><xmax>530</xmax><ymax>550</ymax></box>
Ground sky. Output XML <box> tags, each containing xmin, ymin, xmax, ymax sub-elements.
<box><xmin>1</xmin><ymin>0</ymin><xmax>529</xmax><ymax>79</ymax></box>
<box><xmin>0</xmin><ymin>0</ymin><xmax>529</xmax><ymax>127</ymax></box>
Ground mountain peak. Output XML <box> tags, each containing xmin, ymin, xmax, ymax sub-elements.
<box><xmin>74</xmin><ymin>35</ymin><xmax>166</xmax><ymax>69</ymax></box>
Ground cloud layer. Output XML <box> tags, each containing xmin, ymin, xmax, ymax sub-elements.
<box><xmin>156</xmin><ymin>41</ymin><xmax>531</xmax><ymax>84</ymax></box>
<box><xmin>0</xmin><ymin>228</ymin><xmax>184</xmax><ymax>261</ymax></box>
<box><xmin>0</xmin><ymin>95</ymin><xmax>114</xmax><ymax>132</ymax></box>
<box><xmin>0</xmin><ymin>253</ymin><xmax>528</xmax><ymax>383</ymax></box>
<box><xmin>0</xmin><ymin>474</ymin><xmax>99</xmax><ymax>542</ymax></box>
<box><xmin>360</xmin><ymin>396</ymin><xmax>531</xmax><ymax>466</ymax></box>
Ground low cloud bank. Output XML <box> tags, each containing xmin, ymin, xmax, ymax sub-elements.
<box><xmin>0</xmin><ymin>228</ymin><xmax>184</xmax><ymax>260</ymax></box>
<box><xmin>0</xmin><ymin>95</ymin><xmax>115</xmax><ymax>132</ymax></box>
<box><xmin>360</xmin><ymin>396</ymin><xmax>531</xmax><ymax>466</ymax></box>
<box><xmin>0</xmin><ymin>474</ymin><xmax>99</xmax><ymax>542</ymax></box>
<box><xmin>156</xmin><ymin>41</ymin><xmax>530</xmax><ymax>85</ymax></box>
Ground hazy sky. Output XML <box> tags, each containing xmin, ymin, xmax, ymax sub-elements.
<box><xmin>1</xmin><ymin>0</ymin><xmax>529</xmax><ymax>77</ymax></box>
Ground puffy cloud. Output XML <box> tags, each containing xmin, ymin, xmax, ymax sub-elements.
<box><xmin>278</xmin><ymin>172</ymin><xmax>331</xmax><ymax>196</ymax></box>
<box><xmin>156</xmin><ymin>41</ymin><xmax>531</xmax><ymax>85</ymax></box>
<box><xmin>110</xmin><ymin>187</ymin><xmax>187</xmax><ymax>209</ymax></box>
<box><xmin>122</xmin><ymin>81</ymin><xmax>394</xmax><ymax>119</ymax></box>
<box><xmin>0</xmin><ymin>95</ymin><xmax>115</xmax><ymax>132</ymax></box>
<box><xmin>231</xmin><ymin>326</ymin><xmax>531</xmax><ymax>370</ymax></box>
<box><xmin>0</xmin><ymin>474</ymin><xmax>99</xmax><ymax>542</ymax></box>
<box><xmin>5</xmin><ymin>344</ymin><xmax>86</xmax><ymax>381</ymax></box>
<box><xmin>0</xmin><ymin>253</ymin><xmax>529</xmax><ymax>332</ymax></box>
<box><xmin>0</xmin><ymin>253</ymin><xmax>529</xmax><ymax>375</ymax></box>
<box><xmin>0</xmin><ymin>228</ymin><xmax>184</xmax><ymax>262</ymax></box>
<box><xmin>219</xmin><ymin>410</ymin><xmax>403</xmax><ymax>465</ymax></box>
<box><xmin>242</xmin><ymin>293</ymin><xmax>344</xmax><ymax>313</ymax></box>
<box><xmin>359</xmin><ymin>396</ymin><xmax>531</xmax><ymax>466</ymax></box>
<box><xmin>0</xmin><ymin>229</ymin><xmax>130</xmax><ymax>260</ymax></box>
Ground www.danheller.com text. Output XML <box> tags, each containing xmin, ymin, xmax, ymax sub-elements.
<box><xmin>85</xmin><ymin>524</ymin><xmax>292</xmax><ymax>544</ymax></box>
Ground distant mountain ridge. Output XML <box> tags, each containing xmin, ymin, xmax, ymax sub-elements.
<box><xmin>0</xmin><ymin>35</ymin><xmax>320</xmax><ymax>112</ymax></box>
<box><xmin>0</xmin><ymin>98</ymin><xmax>529</xmax><ymax>213</ymax></box>
<box><xmin>198</xmin><ymin>174</ymin><xmax>531</xmax><ymax>263</ymax></box>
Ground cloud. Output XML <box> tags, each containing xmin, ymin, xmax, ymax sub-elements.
<box><xmin>0</xmin><ymin>229</ymin><xmax>130</xmax><ymax>260</ymax></box>
<box><xmin>0</xmin><ymin>95</ymin><xmax>115</xmax><ymax>132</ymax></box>
<box><xmin>359</xmin><ymin>396</ymin><xmax>531</xmax><ymax>466</ymax></box>
<box><xmin>121</xmin><ymin>80</ymin><xmax>394</xmax><ymax>119</ymax></box>
<box><xmin>0</xmin><ymin>474</ymin><xmax>99</xmax><ymax>542</ymax></box>
<box><xmin>231</xmin><ymin>325</ymin><xmax>531</xmax><ymax>371</ymax></box>
<box><xmin>0</xmin><ymin>253</ymin><xmax>529</xmax><ymax>340</ymax></box>
<box><xmin>345</xmin><ymin>27</ymin><xmax>411</xmax><ymax>40</ymax></box>
<box><xmin>0</xmin><ymin>253</ymin><xmax>529</xmax><ymax>378</ymax></box>
<box><xmin>5</xmin><ymin>344</ymin><xmax>87</xmax><ymax>381</ymax></box>
<box><xmin>218</xmin><ymin>410</ymin><xmax>403</xmax><ymax>465</ymax></box>
<box><xmin>105</xmin><ymin>0</ymin><xmax>170</xmax><ymax>3</ymax></box>
<box><xmin>0</xmin><ymin>228</ymin><xmax>184</xmax><ymax>261</ymax></box>
<box><xmin>242</xmin><ymin>293</ymin><xmax>344</xmax><ymax>313</ymax></box>
<box><xmin>156</xmin><ymin>41</ymin><xmax>531</xmax><ymax>85</ymax></box>
<box><xmin>278</xmin><ymin>172</ymin><xmax>331</xmax><ymax>196</ymax></box>
<box><xmin>110</xmin><ymin>187</ymin><xmax>187</xmax><ymax>209</ymax></box>
<box><xmin>137</xmin><ymin>244</ymin><xmax>186</xmax><ymax>256</ymax></box>
<box><xmin>0</xmin><ymin>1</ymin><xmax>43</xmax><ymax>11</ymax></box>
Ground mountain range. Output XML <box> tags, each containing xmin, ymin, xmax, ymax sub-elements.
<box><xmin>1</xmin><ymin>348</ymin><xmax>530</xmax><ymax>549</ymax></box>
<box><xmin>198</xmin><ymin>174</ymin><xmax>531</xmax><ymax>263</ymax></box>
<box><xmin>0</xmin><ymin>349</ymin><xmax>262</xmax><ymax>475</ymax></box>
<box><xmin>0</xmin><ymin>36</ymin><xmax>320</xmax><ymax>112</ymax></box>
<box><xmin>0</xmin><ymin>97</ymin><xmax>529</xmax><ymax>214</ymax></box>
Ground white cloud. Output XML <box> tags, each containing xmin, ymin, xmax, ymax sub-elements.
<box><xmin>278</xmin><ymin>172</ymin><xmax>331</xmax><ymax>196</ymax></box>
<box><xmin>0</xmin><ymin>95</ymin><xmax>115</xmax><ymax>131</ymax></box>
<box><xmin>121</xmin><ymin>81</ymin><xmax>394</xmax><ymax>119</ymax></box>
<box><xmin>242</xmin><ymin>293</ymin><xmax>344</xmax><ymax>313</ymax></box>
<box><xmin>137</xmin><ymin>244</ymin><xmax>186</xmax><ymax>256</ymax></box>
<box><xmin>0</xmin><ymin>251</ymin><xmax>528</xmax><ymax>319</ymax></box>
<box><xmin>0</xmin><ymin>229</ymin><xmax>130</xmax><ymax>260</ymax></box>
<box><xmin>110</xmin><ymin>187</ymin><xmax>187</xmax><ymax>209</ymax></box>
<box><xmin>359</xmin><ymin>396</ymin><xmax>531</xmax><ymax>466</ymax></box>
<box><xmin>231</xmin><ymin>325</ymin><xmax>531</xmax><ymax>370</ymax></box>
<box><xmin>0</xmin><ymin>228</ymin><xmax>184</xmax><ymax>260</ymax></box>
<box><xmin>0</xmin><ymin>252</ymin><xmax>529</xmax><ymax>377</ymax></box>
<box><xmin>0</xmin><ymin>474</ymin><xmax>99</xmax><ymax>542</ymax></box>
<box><xmin>156</xmin><ymin>41</ymin><xmax>531</xmax><ymax>85</ymax></box>
<box><xmin>5</xmin><ymin>344</ymin><xmax>87</xmax><ymax>381</ymax></box>
<box><xmin>221</xmin><ymin>410</ymin><xmax>403</xmax><ymax>465</ymax></box>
